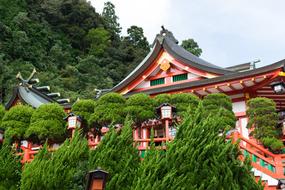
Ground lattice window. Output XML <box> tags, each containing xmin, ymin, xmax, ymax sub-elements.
<box><xmin>173</xmin><ymin>73</ymin><xmax>188</xmax><ymax>82</ymax></box>
<box><xmin>150</xmin><ymin>78</ymin><xmax>165</xmax><ymax>86</ymax></box>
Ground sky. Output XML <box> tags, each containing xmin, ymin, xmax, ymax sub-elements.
<box><xmin>90</xmin><ymin>0</ymin><xmax>285</xmax><ymax>68</ymax></box>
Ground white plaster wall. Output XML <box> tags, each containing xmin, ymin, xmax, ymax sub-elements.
<box><xmin>135</xmin><ymin>80</ymin><xmax>150</xmax><ymax>89</ymax></box>
<box><xmin>232</xmin><ymin>101</ymin><xmax>246</xmax><ymax>113</ymax></box>
<box><xmin>188</xmin><ymin>73</ymin><xmax>199</xmax><ymax>79</ymax></box>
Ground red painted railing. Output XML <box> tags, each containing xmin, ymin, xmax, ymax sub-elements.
<box><xmin>233</xmin><ymin>132</ymin><xmax>285</xmax><ymax>179</ymax></box>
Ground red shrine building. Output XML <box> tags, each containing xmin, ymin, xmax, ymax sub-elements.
<box><xmin>112</xmin><ymin>28</ymin><xmax>285</xmax><ymax>189</ymax></box>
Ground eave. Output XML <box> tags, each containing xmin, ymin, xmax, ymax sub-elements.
<box><xmin>125</xmin><ymin>59</ymin><xmax>285</xmax><ymax>97</ymax></box>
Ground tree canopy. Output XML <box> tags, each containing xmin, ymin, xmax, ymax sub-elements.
<box><xmin>1</xmin><ymin>105</ymin><xmax>34</xmax><ymax>142</ymax></box>
<box><xmin>20</xmin><ymin>131</ymin><xmax>89</xmax><ymax>190</ymax></box>
<box><xmin>89</xmin><ymin>118</ymin><xmax>140</xmax><ymax>190</ymax></box>
<box><xmin>89</xmin><ymin>93</ymin><xmax>126</xmax><ymax>127</ymax></box>
<box><xmin>247</xmin><ymin>97</ymin><xmax>282</xmax><ymax>152</ymax></box>
<box><xmin>181</xmin><ymin>38</ymin><xmax>202</xmax><ymax>57</ymax></box>
<box><xmin>0</xmin><ymin>1</ymin><xmax>149</xmax><ymax>103</ymax></box>
<box><xmin>170</xmin><ymin>93</ymin><xmax>200</xmax><ymax>116</ymax></box>
<box><xmin>25</xmin><ymin>103</ymin><xmax>66</xmax><ymax>143</ymax></box>
<box><xmin>0</xmin><ymin>145</ymin><xmax>21</xmax><ymax>190</ymax></box>
<box><xmin>133</xmin><ymin>105</ymin><xmax>262</xmax><ymax>190</ymax></box>
<box><xmin>71</xmin><ymin>99</ymin><xmax>96</xmax><ymax>129</ymax></box>
<box><xmin>124</xmin><ymin>93</ymin><xmax>155</xmax><ymax>125</ymax></box>
<box><xmin>202</xmin><ymin>93</ymin><xmax>236</xmax><ymax>129</ymax></box>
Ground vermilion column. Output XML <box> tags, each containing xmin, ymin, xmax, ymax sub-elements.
<box><xmin>274</xmin><ymin>156</ymin><xmax>284</xmax><ymax>177</ymax></box>
<box><xmin>22</xmin><ymin>141</ymin><xmax>32</xmax><ymax>163</ymax></box>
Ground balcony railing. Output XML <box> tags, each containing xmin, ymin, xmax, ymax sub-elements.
<box><xmin>233</xmin><ymin>132</ymin><xmax>285</xmax><ymax>179</ymax></box>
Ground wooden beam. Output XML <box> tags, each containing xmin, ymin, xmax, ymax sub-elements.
<box><xmin>239</xmin><ymin>80</ymin><xmax>247</xmax><ymax>88</ymax></box>
<box><xmin>204</xmin><ymin>88</ymin><xmax>212</xmax><ymax>94</ymax></box>
<box><xmin>227</xmin><ymin>83</ymin><xmax>236</xmax><ymax>91</ymax></box>
<box><xmin>257</xmin><ymin>94</ymin><xmax>285</xmax><ymax>98</ymax></box>
<box><xmin>191</xmin><ymin>90</ymin><xmax>201</xmax><ymax>98</ymax></box>
<box><xmin>251</xmin><ymin>71</ymin><xmax>280</xmax><ymax>91</ymax></box>
<box><xmin>215</xmin><ymin>85</ymin><xmax>224</xmax><ymax>92</ymax></box>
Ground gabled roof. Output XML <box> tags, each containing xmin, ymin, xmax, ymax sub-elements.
<box><xmin>5</xmin><ymin>69</ymin><xmax>71</xmax><ymax>110</ymax></box>
<box><xmin>112</xmin><ymin>28</ymin><xmax>235</xmax><ymax>93</ymax></box>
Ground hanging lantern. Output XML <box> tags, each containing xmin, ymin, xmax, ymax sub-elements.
<box><xmin>156</xmin><ymin>103</ymin><xmax>176</xmax><ymax>120</ymax></box>
<box><xmin>86</xmin><ymin>169</ymin><xmax>108</xmax><ymax>190</ymax></box>
<box><xmin>64</xmin><ymin>113</ymin><xmax>82</xmax><ymax>130</ymax></box>
<box><xmin>271</xmin><ymin>81</ymin><xmax>285</xmax><ymax>94</ymax></box>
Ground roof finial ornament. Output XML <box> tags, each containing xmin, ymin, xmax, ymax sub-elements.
<box><xmin>16</xmin><ymin>68</ymin><xmax>39</xmax><ymax>88</ymax></box>
<box><xmin>159</xmin><ymin>26</ymin><xmax>179</xmax><ymax>44</ymax></box>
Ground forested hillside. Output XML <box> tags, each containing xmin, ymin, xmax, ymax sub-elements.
<box><xmin>0</xmin><ymin>0</ymin><xmax>150</xmax><ymax>103</ymax></box>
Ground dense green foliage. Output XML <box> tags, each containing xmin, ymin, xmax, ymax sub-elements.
<box><xmin>132</xmin><ymin>134</ymin><xmax>167</xmax><ymax>189</ymax></box>
<box><xmin>89</xmin><ymin>93</ymin><xmax>126</xmax><ymax>127</ymax></box>
<box><xmin>202</xmin><ymin>93</ymin><xmax>236</xmax><ymax>128</ymax></box>
<box><xmin>20</xmin><ymin>131</ymin><xmax>89</xmax><ymax>190</ymax></box>
<box><xmin>71</xmin><ymin>99</ymin><xmax>96</xmax><ymax>128</ymax></box>
<box><xmin>0</xmin><ymin>145</ymin><xmax>21</xmax><ymax>190</ymax></box>
<box><xmin>181</xmin><ymin>38</ymin><xmax>202</xmax><ymax>57</ymax></box>
<box><xmin>89</xmin><ymin>118</ymin><xmax>140</xmax><ymax>190</ymax></box>
<box><xmin>170</xmin><ymin>93</ymin><xmax>200</xmax><ymax>116</ymax></box>
<box><xmin>247</xmin><ymin>97</ymin><xmax>282</xmax><ymax>151</ymax></box>
<box><xmin>0</xmin><ymin>0</ymin><xmax>205</xmax><ymax>104</ymax></box>
<box><xmin>0</xmin><ymin>0</ymin><xmax>150</xmax><ymax>103</ymax></box>
<box><xmin>134</xmin><ymin>105</ymin><xmax>262</xmax><ymax>190</ymax></box>
<box><xmin>153</xmin><ymin>94</ymin><xmax>172</xmax><ymax>106</ymax></box>
<box><xmin>25</xmin><ymin>103</ymin><xmax>66</xmax><ymax>143</ymax></box>
<box><xmin>124</xmin><ymin>93</ymin><xmax>155</xmax><ymax>125</ymax></box>
<box><xmin>0</xmin><ymin>105</ymin><xmax>5</xmax><ymax>127</ymax></box>
<box><xmin>1</xmin><ymin>105</ymin><xmax>33</xmax><ymax>142</ymax></box>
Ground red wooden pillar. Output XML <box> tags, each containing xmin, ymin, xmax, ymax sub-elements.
<box><xmin>22</xmin><ymin>141</ymin><xmax>32</xmax><ymax>163</ymax></box>
<box><xmin>274</xmin><ymin>155</ymin><xmax>284</xmax><ymax>177</ymax></box>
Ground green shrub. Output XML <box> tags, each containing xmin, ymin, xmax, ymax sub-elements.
<box><xmin>71</xmin><ymin>99</ymin><xmax>96</xmax><ymax>128</ymax></box>
<box><xmin>202</xmin><ymin>93</ymin><xmax>236</xmax><ymax>128</ymax></box>
<box><xmin>21</xmin><ymin>131</ymin><xmax>89</xmax><ymax>190</ymax></box>
<box><xmin>89</xmin><ymin>93</ymin><xmax>126</xmax><ymax>127</ymax></box>
<box><xmin>25</xmin><ymin>103</ymin><xmax>66</xmax><ymax>143</ymax></box>
<box><xmin>170</xmin><ymin>93</ymin><xmax>200</xmax><ymax>116</ymax></box>
<box><xmin>89</xmin><ymin>118</ymin><xmax>140</xmax><ymax>190</ymax></box>
<box><xmin>247</xmin><ymin>97</ymin><xmax>279</xmax><ymax>141</ymax></box>
<box><xmin>124</xmin><ymin>93</ymin><xmax>155</xmax><ymax>125</ymax></box>
<box><xmin>0</xmin><ymin>145</ymin><xmax>21</xmax><ymax>190</ymax></box>
<box><xmin>1</xmin><ymin>105</ymin><xmax>34</xmax><ymax>141</ymax></box>
<box><xmin>262</xmin><ymin>137</ymin><xmax>283</xmax><ymax>152</ymax></box>
<box><xmin>153</xmin><ymin>94</ymin><xmax>171</xmax><ymax>106</ymax></box>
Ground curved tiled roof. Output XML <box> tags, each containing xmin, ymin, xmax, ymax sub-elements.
<box><xmin>112</xmin><ymin>29</ymin><xmax>235</xmax><ymax>92</ymax></box>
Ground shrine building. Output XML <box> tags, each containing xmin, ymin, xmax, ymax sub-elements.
<box><xmin>112</xmin><ymin>28</ymin><xmax>285</xmax><ymax>189</ymax></box>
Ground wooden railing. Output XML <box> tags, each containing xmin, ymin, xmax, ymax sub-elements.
<box><xmin>233</xmin><ymin>132</ymin><xmax>285</xmax><ymax>179</ymax></box>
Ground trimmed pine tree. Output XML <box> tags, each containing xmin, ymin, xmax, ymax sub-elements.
<box><xmin>0</xmin><ymin>145</ymin><xmax>21</xmax><ymax>190</ymax></box>
<box><xmin>132</xmin><ymin>131</ymin><xmax>167</xmax><ymax>190</ymax></box>
<box><xmin>1</xmin><ymin>105</ymin><xmax>34</xmax><ymax>144</ymax></box>
<box><xmin>203</xmin><ymin>93</ymin><xmax>236</xmax><ymax>128</ymax></box>
<box><xmin>170</xmin><ymin>93</ymin><xmax>200</xmax><ymax>117</ymax></box>
<box><xmin>133</xmin><ymin>104</ymin><xmax>262</xmax><ymax>190</ymax></box>
<box><xmin>159</xmin><ymin>104</ymin><xmax>262</xmax><ymax>190</ymax></box>
<box><xmin>20</xmin><ymin>131</ymin><xmax>89</xmax><ymax>190</ymax></box>
<box><xmin>89</xmin><ymin>118</ymin><xmax>140</xmax><ymax>190</ymax></box>
<box><xmin>25</xmin><ymin>103</ymin><xmax>67</xmax><ymax>143</ymax></box>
